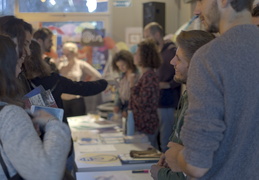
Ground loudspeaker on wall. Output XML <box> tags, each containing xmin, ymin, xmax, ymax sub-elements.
<box><xmin>143</xmin><ymin>2</ymin><xmax>165</xmax><ymax>32</ymax></box>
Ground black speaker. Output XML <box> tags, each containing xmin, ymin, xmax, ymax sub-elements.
<box><xmin>143</xmin><ymin>2</ymin><xmax>165</xmax><ymax>32</ymax></box>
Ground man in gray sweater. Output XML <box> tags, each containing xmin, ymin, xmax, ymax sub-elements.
<box><xmin>164</xmin><ymin>0</ymin><xmax>259</xmax><ymax>179</ymax></box>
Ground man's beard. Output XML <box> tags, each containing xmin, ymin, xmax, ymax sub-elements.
<box><xmin>174</xmin><ymin>76</ymin><xmax>186</xmax><ymax>84</ymax></box>
<box><xmin>206</xmin><ymin>1</ymin><xmax>220</xmax><ymax>33</ymax></box>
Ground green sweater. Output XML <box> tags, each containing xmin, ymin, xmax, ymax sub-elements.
<box><xmin>158</xmin><ymin>91</ymin><xmax>188</xmax><ymax>180</ymax></box>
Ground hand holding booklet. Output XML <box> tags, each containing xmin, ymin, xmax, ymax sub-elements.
<box><xmin>23</xmin><ymin>85</ymin><xmax>58</xmax><ymax>109</ymax></box>
<box><xmin>31</xmin><ymin>105</ymin><xmax>64</xmax><ymax>121</ymax></box>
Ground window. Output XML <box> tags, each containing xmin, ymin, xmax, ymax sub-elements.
<box><xmin>19</xmin><ymin>0</ymin><xmax>108</xmax><ymax>13</ymax></box>
<box><xmin>42</xmin><ymin>21</ymin><xmax>104</xmax><ymax>42</ymax></box>
<box><xmin>0</xmin><ymin>0</ymin><xmax>14</xmax><ymax>15</ymax></box>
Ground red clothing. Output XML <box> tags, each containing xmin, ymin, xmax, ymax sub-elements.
<box><xmin>130</xmin><ymin>69</ymin><xmax>160</xmax><ymax>134</ymax></box>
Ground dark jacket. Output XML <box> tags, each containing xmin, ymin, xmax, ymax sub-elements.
<box><xmin>30</xmin><ymin>73</ymin><xmax>108</xmax><ymax>123</ymax></box>
<box><xmin>156</xmin><ymin>41</ymin><xmax>181</xmax><ymax>108</ymax></box>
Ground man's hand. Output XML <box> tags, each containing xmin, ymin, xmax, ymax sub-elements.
<box><xmin>113</xmin><ymin>106</ymin><xmax>119</xmax><ymax>113</ymax></box>
<box><xmin>165</xmin><ymin>142</ymin><xmax>184</xmax><ymax>172</ymax></box>
<box><xmin>150</xmin><ymin>164</ymin><xmax>164</xmax><ymax>180</ymax></box>
<box><xmin>121</xmin><ymin>111</ymin><xmax>127</xmax><ymax>118</ymax></box>
<box><xmin>157</xmin><ymin>153</ymin><xmax>168</xmax><ymax>167</ymax></box>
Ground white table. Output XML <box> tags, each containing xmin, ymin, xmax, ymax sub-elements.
<box><xmin>76</xmin><ymin>170</ymin><xmax>153</xmax><ymax>180</ymax></box>
<box><xmin>67</xmin><ymin>115</ymin><xmax>159</xmax><ymax>173</ymax></box>
<box><xmin>74</xmin><ymin>143</ymin><xmax>156</xmax><ymax>172</ymax></box>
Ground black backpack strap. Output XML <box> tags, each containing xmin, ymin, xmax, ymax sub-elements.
<box><xmin>0</xmin><ymin>140</ymin><xmax>11</xmax><ymax>179</ymax></box>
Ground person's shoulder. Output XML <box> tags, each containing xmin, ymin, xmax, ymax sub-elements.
<box><xmin>194</xmin><ymin>37</ymin><xmax>218</xmax><ymax>58</ymax></box>
<box><xmin>77</xmin><ymin>59</ymin><xmax>92</xmax><ymax>68</ymax></box>
<box><xmin>48</xmin><ymin>72</ymin><xmax>62</xmax><ymax>79</ymax></box>
<box><xmin>2</xmin><ymin>104</ymin><xmax>24</xmax><ymax>112</ymax></box>
<box><xmin>144</xmin><ymin>69</ymin><xmax>157</xmax><ymax>77</ymax></box>
<box><xmin>77</xmin><ymin>59</ymin><xmax>88</xmax><ymax>64</ymax></box>
<box><xmin>51</xmin><ymin>73</ymin><xmax>69</xmax><ymax>83</ymax></box>
<box><xmin>0</xmin><ymin>105</ymin><xmax>27</xmax><ymax>121</ymax></box>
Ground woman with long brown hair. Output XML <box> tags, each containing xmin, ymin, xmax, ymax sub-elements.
<box><xmin>23</xmin><ymin>40</ymin><xmax>108</xmax><ymax>173</ymax></box>
<box><xmin>129</xmin><ymin>39</ymin><xmax>162</xmax><ymax>148</ymax></box>
<box><xmin>112</xmin><ymin>50</ymin><xmax>139</xmax><ymax>118</ymax></box>
<box><xmin>23</xmin><ymin>40</ymin><xmax>108</xmax><ymax>124</ymax></box>
<box><xmin>0</xmin><ymin>34</ymin><xmax>71</xmax><ymax>180</ymax></box>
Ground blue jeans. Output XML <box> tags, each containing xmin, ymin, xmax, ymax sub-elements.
<box><xmin>146</xmin><ymin>130</ymin><xmax>159</xmax><ymax>150</ymax></box>
<box><xmin>158</xmin><ymin>108</ymin><xmax>175</xmax><ymax>152</ymax></box>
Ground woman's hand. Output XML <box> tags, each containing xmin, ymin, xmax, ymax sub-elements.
<box><xmin>113</xmin><ymin>106</ymin><xmax>120</xmax><ymax>113</ymax></box>
<box><xmin>32</xmin><ymin>110</ymin><xmax>58</xmax><ymax>131</ymax></box>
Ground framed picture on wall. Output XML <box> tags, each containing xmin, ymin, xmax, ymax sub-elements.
<box><xmin>125</xmin><ymin>27</ymin><xmax>143</xmax><ymax>47</ymax></box>
<box><xmin>128</xmin><ymin>33</ymin><xmax>141</xmax><ymax>44</ymax></box>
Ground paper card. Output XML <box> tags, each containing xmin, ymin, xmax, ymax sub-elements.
<box><xmin>31</xmin><ymin>105</ymin><xmax>64</xmax><ymax>121</ymax></box>
<box><xmin>77</xmin><ymin>145</ymin><xmax>116</xmax><ymax>153</ymax></box>
<box><xmin>102</xmin><ymin>138</ymin><xmax>124</xmax><ymax>144</ymax></box>
<box><xmin>23</xmin><ymin>87</ymin><xmax>58</xmax><ymax>109</ymax></box>
<box><xmin>76</xmin><ymin>153</ymin><xmax>122</xmax><ymax>168</ymax></box>
<box><xmin>100</xmin><ymin>132</ymin><xmax>124</xmax><ymax>138</ymax></box>
<box><xmin>77</xmin><ymin>137</ymin><xmax>100</xmax><ymax>145</ymax></box>
<box><xmin>23</xmin><ymin>85</ymin><xmax>45</xmax><ymax>98</ymax></box>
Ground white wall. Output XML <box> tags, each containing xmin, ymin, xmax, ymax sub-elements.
<box><xmin>110</xmin><ymin>0</ymin><xmax>192</xmax><ymax>42</ymax></box>
<box><xmin>17</xmin><ymin>0</ymin><xmax>193</xmax><ymax>44</ymax></box>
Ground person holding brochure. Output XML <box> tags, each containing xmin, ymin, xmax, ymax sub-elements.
<box><xmin>23</xmin><ymin>40</ymin><xmax>108</xmax><ymax>174</ymax></box>
<box><xmin>23</xmin><ymin>40</ymin><xmax>108</xmax><ymax>124</ymax></box>
<box><xmin>0</xmin><ymin>35</ymin><xmax>71</xmax><ymax>180</ymax></box>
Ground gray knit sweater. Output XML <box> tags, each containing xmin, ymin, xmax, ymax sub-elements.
<box><xmin>181</xmin><ymin>25</ymin><xmax>259</xmax><ymax>179</ymax></box>
<box><xmin>0</xmin><ymin>104</ymin><xmax>71</xmax><ymax>180</ymax></box>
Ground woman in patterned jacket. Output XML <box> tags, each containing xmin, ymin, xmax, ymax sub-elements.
<box><xmin>129</xmin><ymin>39</ymin><xmax>162</xmax><ymax>148</ymax></box>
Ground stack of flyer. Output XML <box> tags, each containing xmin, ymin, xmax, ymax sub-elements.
<box><xmin>124</xmin><ymin>134</ymin><xmax>149</xmax><ymax>143</ymax></box>
<box><xmin>23</xmin><ymin>85</ymin><xmax>58</xmax><ymax>109</ymax></box>
<box><xmin>23</xmin><ymin>85</ymin><xmax>64</xmax><ymax>121</ymax></box>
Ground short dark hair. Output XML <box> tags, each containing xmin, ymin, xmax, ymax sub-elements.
<box><xmin>137</xmin><ymin>39</ymin><xmax>162</xmax><ymax>69</ymax></box>
<box><xmin>144</xmin><ymin>22</ymin><xmax>164</xmax><ymax>37</ymax></box>
<box><xmin>33</xmin><ymin>27</ymin><xmax>53</xmax><ymax>41</ymax></box>
<box><xmin>230</xmin><ymin>0</ymin><xmax>254</xmax><ymax>12</ymax></box>
<box><xmin>23</xmin><ymin>21</ymin><xmax>33</xmax><ymax>34</ymax></box>
<box><xmin>112</xmin><ymin>50</ymin><xmax>137</xmax><ymax>73</ymax></box>
<box><xmin>176</xmin><ymin>30</ymin><xmax>215</xmax><ymax>61</ymax></box>
<box><xmin>0</xmin><ymin>16</ymin><xmax>26</xmax><ymax>58</ymax></box>
<box><xmin>0</xmin><ymin>35</ymin><xmax>23</xmax><ymax>105</ymax></box>
<box><xmin>252</xmin><ymin>4</ymin><xmax>259</xmax><ymax>17</ymax></box>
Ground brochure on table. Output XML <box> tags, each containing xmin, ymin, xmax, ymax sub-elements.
<box><xmin>76</xmin><ymin>171</ymin><xmax>152</xmax><ymax>180</ymax></box>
